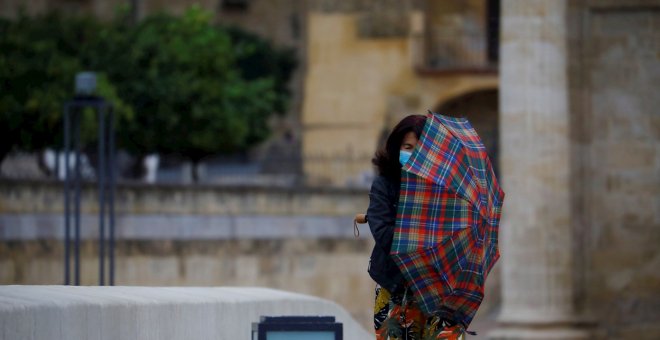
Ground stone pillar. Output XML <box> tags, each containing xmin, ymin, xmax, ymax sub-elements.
<box><xmin>490</xmin><ymin>0</ymin><xmax>589</xmax><ymax>338</ymax></box>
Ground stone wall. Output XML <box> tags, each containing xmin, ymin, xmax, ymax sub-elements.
<box><xmin>0</xmin><ymin>180</ymin><xmax>377</xmax><ymax>328</ymax></box>
<box><xmin>0</xmin><ymin>179</ymin><xmax>503</xmax><ymax>334</ymax></box>
<box><xmin>494</xmin><ymin>0</ymin><xmax>660</xmax><ymax>339</ymax></box>
<box><xmin>0</xmin><ymin>239</ymin><xmax>375</xmax><ymax>328</ymax></box>
<box><xmin>426</xmin><ymin>0</ymin><xmax>489</xmax><ymax>68</ymax></box>
<box><xmin>578</xmin><ymin>1</ymin><xmax>660</xmax><ymax>338</ymax></box>
<box><xmin>0</xmin><ymin>286</ymin><xmax>372</xmax><ymax>339</ymax></box>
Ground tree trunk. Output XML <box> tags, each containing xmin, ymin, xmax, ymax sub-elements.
<box><xmin>125</xmin><ymin>154</ymin><xmax>146</xmax><ymax>180</ymax></box>
<box><xmin>130</xmin><ymin>0</ymin><xmax>140</xmax><ymax>24</ymax></box>
<box><xmin>191</xmin><ymin>159</ymin><xmax>199</xmax><ymax>183</ymax></box>
<box><xmin>0</xmin><ymin>143</ymin><xmax>12</xmax><ymax>169</ymax></box>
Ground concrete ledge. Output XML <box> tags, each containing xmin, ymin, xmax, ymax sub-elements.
<box><xmin>0</xmin><ymin>213</ymin><xmax>365</xmax><ymax>240</ymax></box>
<box><xmin>0</xmin><ymin>285</ymin><xmax>372</xmax><ymax>340</ymax></box>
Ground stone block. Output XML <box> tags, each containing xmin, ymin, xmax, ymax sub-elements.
<box><xmin>604</xmin><ymin>141</ymin><xmax>656</xmax><ymax>170</ymax></box>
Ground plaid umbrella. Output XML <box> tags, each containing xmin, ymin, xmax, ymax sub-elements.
<box><xmin>390</xmin><ymin>112</ymin><xmax>504</xmax><ymax>327</ymax></box>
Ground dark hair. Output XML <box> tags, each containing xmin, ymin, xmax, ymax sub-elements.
<box><xmin>372</xmin><ymin>114</ymin><xmax>427</xmax><ymax>181</ymax></box>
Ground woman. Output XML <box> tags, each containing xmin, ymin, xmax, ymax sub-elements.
<box><xmin>368</xmin><ymin>114</ymin><xmax>464</xmax><ymax>340</ymax></box>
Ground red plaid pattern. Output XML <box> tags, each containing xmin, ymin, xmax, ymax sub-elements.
<box><xmin>391</xmin><ymin>113</ymin><xmax>504</xmax><ymax>327</ymax></box>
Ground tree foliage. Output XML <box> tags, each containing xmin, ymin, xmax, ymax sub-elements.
<box><xmin>1</xmin><ymin>13</ymin><xmax>82</xmax><ymax>159</ymax></box>
<box><xmin>0</xmin><ymin>6</ymin><xmax>296</xmax><ymax>173</ymax></box>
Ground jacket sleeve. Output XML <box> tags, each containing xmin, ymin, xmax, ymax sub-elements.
<box><xmin>367</xmin><ymin>177</ymin><xmax>396</xmax><ymax>253</ymax></box>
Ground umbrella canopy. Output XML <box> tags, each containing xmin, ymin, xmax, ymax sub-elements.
<box><xmin>390</xmin><ymin>112</ymin><xmax>504</xmax><ymax>327</ymax></box>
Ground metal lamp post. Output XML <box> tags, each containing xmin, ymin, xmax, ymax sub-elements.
<box><xmin>63</xmin><ymin>72</ymin><xmax>116</xmax><ymax>286</ymax></box>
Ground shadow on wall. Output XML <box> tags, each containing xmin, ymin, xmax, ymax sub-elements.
<box><xmin>436</xmin><ymin>89</ymin><xmax>500</xmax><ymax>175</ymax></box>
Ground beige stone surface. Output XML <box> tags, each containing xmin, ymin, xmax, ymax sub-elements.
<box><xmin>301</xmin><ymin>12</ymin><xmax>498</xmax><ymax>186</ymax></box>
<box><xmin>0</xmin><ymin>180</ymin><xmax>369</xmax><ymax>215</ymax></box>
<box><xmin>496</xmin><ymin>0</ymin><xmax>660</xmax><ymax>338</ymax></box>
<box><xmin>499</xmin><ymin>0</ymin><xmax>577</xmax><ymax>324</ymax></box>
<box><xmin>582</xmin><ymin>4</ymin><xmax>660</xmax><ymax>339</ymax></box>
<box><xmin>496</xmin><ymin>0</ymin><xmax>597</xmax><ymax>338</ymax></box>
<box><xmin>0</xmin><ymin>238</ymin><xmax>377</xmax><ymax>331</ymax></box>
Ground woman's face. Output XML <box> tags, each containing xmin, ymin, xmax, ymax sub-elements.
<box><xmin>400</xmin><ymin>131</ymin><xmax>418</xmax><ymax>151</ymax></box>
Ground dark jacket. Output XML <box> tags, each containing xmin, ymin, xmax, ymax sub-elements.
<box><xmin>367</xmin><ymin>175</ymin><xmax>405</xmax><ymax>293</ymax></box>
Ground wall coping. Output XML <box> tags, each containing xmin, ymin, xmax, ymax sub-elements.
<box><xmin>0</xmin><ymin>213</ymin><xmax>366</xmax><ymax>240</ymax></box>
<box><xmin>0</xmin><ymin>178</ymin><xmax>370</xmax><ymax>195</ymax></box>
<box><xmin>0</xmin><ymin>285</ymin><xmax>371</xmax><ymax>340</ymax></box>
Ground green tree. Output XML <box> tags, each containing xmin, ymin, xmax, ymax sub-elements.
<box><xmin>98</xmin><ymin>6</ymin><xmax>290</xmax><ymax>181</ymax></box>
<box><xmin>0</xmin><ymin>12</ymin><xmax>132</xmax><ymax>164</ymax></box>
<box><xmin>225</xmin><ymin>25</ymin><xmax>297</xmax><ymax>119</ymax></box>
<box><xmin>1</xmin><ymin>6</ymin><xmax>296</xmax><ymax>182</ymax></box>
<box><xmin>0</xmin><ymin>13</ymin><xmax>79</xmax><ymax>162</ymax></box>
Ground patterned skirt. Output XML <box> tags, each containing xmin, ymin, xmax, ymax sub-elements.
<box><xmin>374</xmin><ymin>285</ymin><xmax>465</xmax><ymax>340</ymax></box>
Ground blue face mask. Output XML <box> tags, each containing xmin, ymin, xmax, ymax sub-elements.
<box><xmin>399</xmin><ymin>150</ymin><xmax>412</xmax><ymax>166</ymax></box>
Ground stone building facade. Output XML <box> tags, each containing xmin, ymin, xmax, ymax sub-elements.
<box><xmin>493</xmin><ymin>0</ymin><xmax>660</xmax><ymax>339</ymax></box>
<box><xmin>301</xmin><ymin>0</ymin><xmax>500</xmax><ymax>186</ymax></box>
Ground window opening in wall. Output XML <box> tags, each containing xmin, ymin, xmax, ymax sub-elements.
<box><xmin>436</xmin><ymin>90</ymin><xmax>500</xmax><ymax>175</ymax></box>
<box><xmin>423</xmin><ymin>0</ymin><xmax>499</xmax><ymax>71</ymax></box>
<box><xmin>486</xmin><ymin>0</ymin><xmax>500</xmax><ymax>64</ymax></box>
<box><xmin>221</xmin><ymin>0</ymin><xmax>250</xmax><ymax>11</ymax></box>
